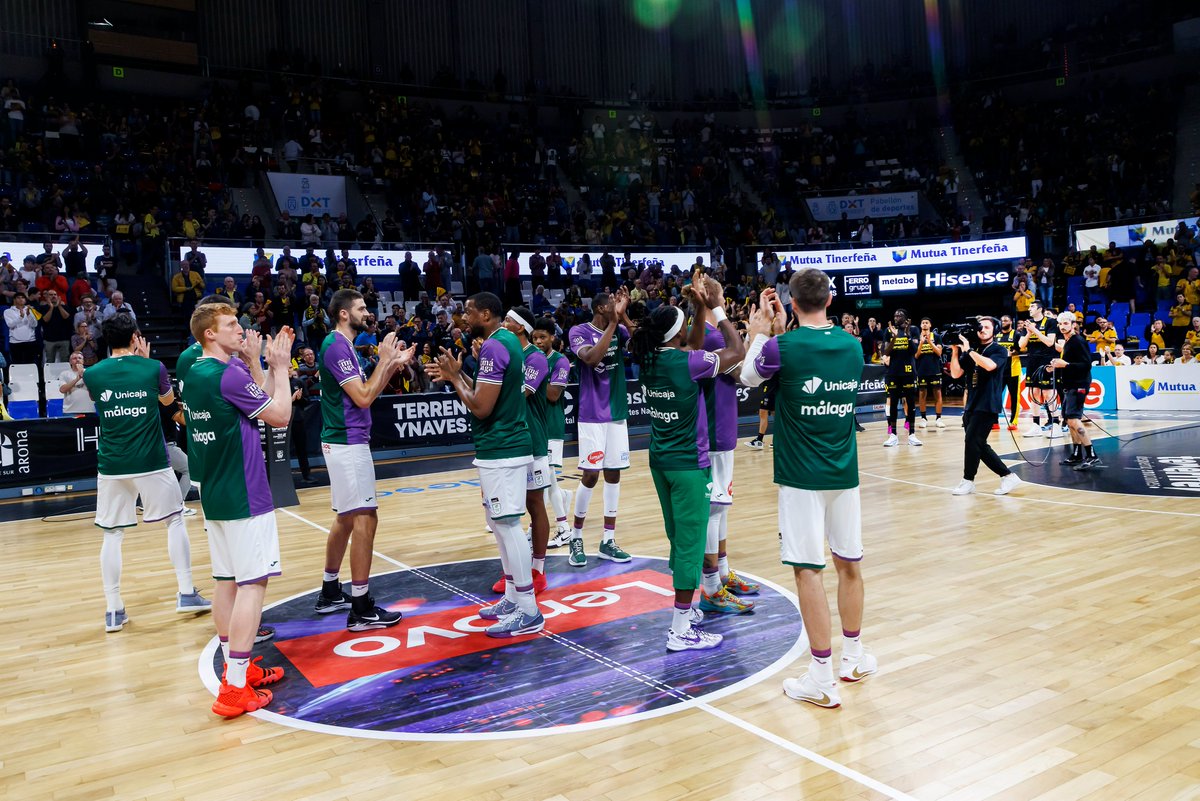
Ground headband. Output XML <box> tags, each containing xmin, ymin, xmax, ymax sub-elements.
<box><xmin>662</xmin><ymin>306</ymin><xmax>685</xmax><ymax>343</ymax></box>
<box><xmin>506</xmin><ymin>308</ymin><xmax>533</xmax><ymax>335</ymax></box>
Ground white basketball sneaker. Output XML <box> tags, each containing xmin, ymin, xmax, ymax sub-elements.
<box><xmin>907</xmin><ymin>434</ymin><xmax>923</xmax><ymax>446</ymax></box>
<box><xmin>883</xmin><ymin>433</ymin><xmax>899</xmax><ymax>447</ymax></box>
<box><xmin>783</xmin><ymin>673</ymin><xmax>841</xmax><ymax>708</ymax></box>
<box><xmin>951</xmin><ymin>479</ymin><xmax>976</xmax><ymax>495</ymax></box>
<box><xmin>839</xmin><ymin>651</ymin><xmax>878</xmax><ymax>682</ymax></box>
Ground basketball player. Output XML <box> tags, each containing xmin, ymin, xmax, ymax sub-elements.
<box><xmin>313</xmin><ymin>289</ymin><xmax>415</xmax><ymax>631</ymax></box>
<box><xmin>489</xmin><ymin>306</ymin><xmax>551</xmax><ymax>594</ymax></box>
<box><xmin>1050</xmin><ymin>311</ymin><xmax>1102</xmax><ymax>470</ymax></box>
<box><xmin>87</xmin><ymin>315</ymin><xmax>209</xmax><ymax>633</ymax></box>
<box><xmin>177</xmin><ymin>295</ymin><xmax>275</xmax><ymax>644</ymax></box>
<box><xmin>628</xmin><ymin>274</ymin><xmax>757</xmax><ymax>651</ymax></box>
<box><xmin>914</xmin><ymin>317</ymin><xmax>944</xmax><ymax>429</ymax></box>
<box><xmin>182</xmin><ymin>306</ymin><xmax>293</xmax><ymax>718</ymax></box>
<box><xmin>744</xmin><ymin>373</ymin><xmax>777</xmax><ymax>449</ymax></box>
<box><xmin>695</xmin><ymin>281</ymin><xmax>757</xmax><ymax>614</ymax></box>
<box><xmin>533</xmin><ymin>318</ymin><xmax>574</xmax><ymax>548</ymax></box>
<box><xmin>949</xmin><ymin>317</ymin><xmax>1023</xmax><ymax>496</ymax></box>
<box><xmin>1019</xmin><ymin>300</ymin><xmax>1062</xmax><ymax>439</ymax></box>
<box><xmin>426</xmin><ymin>292</ymin><xmax>542</xmax><ymax>637</ymax></box>
<box><xmin>740</xmin><ymin>268</ymin><xmax>876</xmax><ymax>709</ymax></box>
<box><xmin>995</xmin><ymin>315</ymin><xmax>1021</xmax><ymax>430</ymax></box>
<box><xmin>882</xmin><ymin>308</ymin><xmax>921</xmax><ymax>446</ymax></box>
<box><xmin>567</xmin><ymin>289</ymin><xmax>635</xmax><ymax>567</ymax></box>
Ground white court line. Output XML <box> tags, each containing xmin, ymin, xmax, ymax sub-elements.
<box><xmin>274</xmin><ymin>506</ymin><xmax>917</xmax><ymax>801</ymax></box>
<box><xmin>859</xmin><ymin>471</ymin><xmax>1200</xmax><ymax>518</ymax></box>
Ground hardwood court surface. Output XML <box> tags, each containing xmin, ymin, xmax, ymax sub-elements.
<box><xmin>3</xmin><ymin>416</ymin><xmax>1200</xmax><ymax>801</ymax></box>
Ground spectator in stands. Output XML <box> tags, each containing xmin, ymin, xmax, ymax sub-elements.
<box><xmin>277</xmin><ymin>211</ymin><xmax>300</xmax><ymax>242</ymax></box>
<box><xmin>1013</xmin><ymin>280</ymin><xmax>1035</xmax><ymax>319</ymax></box>
<box><xmin>399</xmin><ymin>251</ymin><xmax>421</xmax><ymax>300</ymax></box>
<box><xmin>71</xmin><ymin>320</ymin><xmax>99</xmax><ymax>366</ymax></box>
<box><xmin>1170</xmin><ymin>294</ymin><xmax>1194</xmax><ymax>348</ymax></box>
<box><xmin>1107</xmin><ymin>256</ymin><xmax>1141</xmax><ymax>315</ymax></box>
<box><xmin>74</xmin><ymin>296</ymin><xmax>102</xmax><ymax>341</ymax></box>
<box><xmin>1179</xmin><ymin>267</ymin><xmax>1200</xmax><ymax>308</ymax></box>
<box><xmin>1088</xmin><ymin>317</ymin><xmax>1118</xmax><ymax>356</ymax></box>
<box><xmin>1187</xmin><ymin>317</ymin><xmax>1200</xmax><ymax>354</ymax></box>
<box><xmin>1102</xmin><ymin>343</ymin><xmax>1132</xmax><ymax>366</ymax></box>
<box><xmin>1152</xmin><ymin>255</ymin><xmax>1174</xmax><ymax>303</ymax></box>
<box><xmin>62</xmin><ymin>238</ymin><xmax>87</xmax><ymax>279</ymax></box>
<box><xmin>354</xmin><ymin>314</ymin><xmax>380</xmax><ymax>373</ymax></box>
<box><xmin>100</xmin><ymin>290</ymin><xmax>136</xmax><ymax>324</ymax></box>
<box><xmin>529</xmin><ymin>249</ymin><xmax>546</xmax><ymax>286</ymax></box>
<box><xmin>140</xmin><ymin>205</ymin><xmax>163</xmax><ymax>274</ymax></box>
<box><xmin>183</xmin><ymin>240</ymin><xmax>207</xmax><ymax>275</ymax></box>
<box><xmin>301</xmin><ymin>294</ymin><xmax>330</xmax><ymax>345</ymax></box>
<box><xmin>289</xmin><ymin>346</ymin><xmax>319</xmax><ymax>485</ymax></box>
<box><xmin>69</xmin><ymin>272</ymin><xmax>95</xmax><ymax>308</ymax></box>
<box><xmin>1146</xmin><ymin>318</ymin><xmax>1168</xmax><ymax>350</ymax></box>
<box><xmin>246</xmin><ymin>291</ymin><xmax>271</xmax><ymax>332</ymax></box>
<box><xmin>171</xmin><ymin>261</ymin><xmax>204</xmax><ymax>316</ymax></box>
<box><xmin>1035</xmin><ymin>258</ymin><xmax>1054</xmax><ymax>309</ymax></box>
<box><xmin>36</xmin><ymin>262</ymin><xmax>68</xmax><ymax>303</ymax></box>
<box><xmin>1083</xmin><ymin>256</ymin><xmax>1102</xmax><ymax>303</ymax></box>
<box><xmin>39</xmin><ymin>289</ymin><xmax>73</xmax><ymax>364</ymax></box>
<box><xmin>270</xmin><ymin>279</ymin><xmax>298</xmax><ymax>333</ymax></box>
<box><xmin>36</xmin><ymin>242</ymin><xmax>62</xmax><ymax>272</ymax></box>
<box><xmin>300</xmin><ymin>214</ymin><xmax>321</xmax><ymax>245</ymax></box>
<box><xmin>503</xmin><ymin>250</ymin><xmax>521</xmax><ymax>307</ymax></box>
<box><xmin>58</xmin><ymin>352</ymin><xmax>95</xmax><ymax>415</ymax></box>
<box><xmin>1136</xmin><ymin>343</ymin><xmax>1169</xmax><ymax>365</ymax></box>
<box><xmin>215</xmin><ymin>276</ymin><xmax>243</xmax><ymax>308</ymax></box>
<box><xmin>4</xmin><ymin>293</ymin><xmax>40</xmax><ymax>364</ymax></box>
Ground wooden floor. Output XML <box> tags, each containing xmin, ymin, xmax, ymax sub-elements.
<box><xmin>4</xmin><ymin>416</ymin><xmax>1200</xmax><ymax>801</ymax></box>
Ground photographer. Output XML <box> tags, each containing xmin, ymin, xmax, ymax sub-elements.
<box><xmin>949</xmin><ymin>317</ymin><xmax>1021</xmax><ymax>496</ymax></box>
<box><xmin>1049</xmin><ymin>311</ymin><xmax>1101</xmax><ymax>470</ymax></box>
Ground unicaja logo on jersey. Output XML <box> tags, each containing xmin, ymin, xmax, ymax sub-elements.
<box><xmin>1129</xmin><ymin>379</ymin><xmax>1155</xmax><ymax>400</ymax></box>
<box><xmin>802</xmin><ymin>377</ymin><xmax>822</xmax><ymax>394</ymax></box>
<box><xmin>803</xmin><ymin>376</ymin><xmax>860</xmax><ymax>394</ymax></box>
<box><xmin>99</xmin><ymin>390</ymin><xmax>113</xmax><ymax>403</ymax></box>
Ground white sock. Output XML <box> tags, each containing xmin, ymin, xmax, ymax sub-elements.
<box><xmin>717</xmin><ymin>550</ymin><xmax>729</xmax><ymax>581</ymax></box>
<box><xmin>701</xmin><ymin>567</ymin><xmax>721</xmax><ymax>596</ymax></box>
<box><xmin>532</xmin><ymin>556</ymin><xmax>545</xmax><ymax>573</ymax></box>
<box><xmin>706</xmin><ymin>507</ymin><xmax>721</xmax><ymax>554</ymax></box>
<box><xmin>100</xmin><ymin>527</ymin><xmax>124</xmax><ymax>612</ymax></box>
<box><xmin>810</xmin><ymin>651</ymin><xmax>834</xmax><ymax>684</ymax></box>
<box><xmin>843</xmin><ymin>632</ymin><xmax>863</xmax><ymax>660</ymax></box>
<box><xmin>548</xmin><ymin>482</ymin><xmax>568</xmax><ymax>521</ymax></box>
<box><xmin>671</xmin><ymin>602</ymin><xmax>692</xmax><ymax>635</ymax></box>
<box><xmin>351</xmin><ymin>581</ymin><xmax>369</xmax><ymax>597</ymax></box>
<box><xmin>515</xmin><ymin>584</ymin><xmax>538</xmax><ymax>616</ymax></box>
<box><xmin>219</xmin><ymin>637</ymin><xmax>230</xmax><ymax>661</ymax></box>
<box><xmin>166</xmin><ymin>513</ymin><xmax>194</xmax><ymax>595</ymax></box>
<box><xmin>573</xmin><ymin>482</ymin><xmax>594</xmax><ymax>530</ymax></box>
<box><xmin>226</xmin><ymin>651</ymin><xmax>250</xmax><ymax>687</ymax></box>
<box><xmin>323</xmin><ymin>570</ymin><xmax>339</xmax><ymax>583</ymax></box>
<box><xmin>602</xmin><ymin>480</ymin><xmax>620</xmax><ymax>518</ymax></box>
<box><xmin>602</xmin><ymin>525</ymin><xmax>615</xmax><ymax>544</ymax></box>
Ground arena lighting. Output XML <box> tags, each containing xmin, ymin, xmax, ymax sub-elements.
<box><xmin>87</xmin><ymin>18</ymin><xmax>115</xmax><ymax>28</ymax></box>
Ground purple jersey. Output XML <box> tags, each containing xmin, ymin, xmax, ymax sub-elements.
<box><xmin>569</xmin><ymin>322</ymin><xmax>630</xmax><ymax>423</ymax></box>
<box><xmin>702</xmin><ymin>322</ymin><xmax>739</xmax><ymax>452</ymax></box>
<box><xmin>319</xmin><ymin>331</ymin><xmax>372</xmax><ymax>445</ymax></box>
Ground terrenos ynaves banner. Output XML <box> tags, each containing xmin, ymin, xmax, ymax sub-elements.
<box><xmin>267</xmin><ymin>173</ymin><xmax>348</xmax><ymax>217</ymax></box>
<box><xmin>0</xmin><ymin>417</ymin><xmax>100</xmax><ymax>488</ymax></box>
<box><xmin>805</xmin><ymin>192</ymin><xmax>919</xmax><ymax>222</ymax></box>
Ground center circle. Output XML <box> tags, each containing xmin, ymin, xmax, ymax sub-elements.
<box><xmin>198</xmin><ymin>556</ymin><xmax>805</xmax><ymax>740</ymax></box>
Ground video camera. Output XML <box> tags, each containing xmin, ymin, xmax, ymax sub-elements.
<box><xmin>940</xmin><ymin>318</ymin><xmax>982</xmax><ymax>348</ymax></box>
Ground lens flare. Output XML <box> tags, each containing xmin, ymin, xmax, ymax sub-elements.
<box><xmin>632</xmin><ymin>0</ymin><xmax>683</xmax><ymax>30</ymax></box>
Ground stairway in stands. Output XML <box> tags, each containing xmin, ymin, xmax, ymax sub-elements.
<box><xmin>1172</xmin><ymin>82</ymin><xmax>1200</xmax><ymax>214</ymax></box>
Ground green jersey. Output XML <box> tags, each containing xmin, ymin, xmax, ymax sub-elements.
<box><xmin>472</xmin><ymin>328</ymin><xmax>532</xmax><ymax>461</ymax></box>
<box><xmin>748</xmin><ymin>326</ymin><xmax>862</xmax><ymax>490</ymax></box>
<box><xmin>544</xmin><ymin>350</ymin><xmax>571</xmax><ymax>441</ymax></box>
<box><xmin>181</xmin><ymin>357</ymin><xmax>275</xmax><ymax>521</ymax></box>
<box><xmin>175</xmin><ymin>341</ymin><xmax>202</xmax><ymax>384</ymax></box>
<box><xmin>640</xmin><ymin>348</ymin><xmax>720</xmax><ymax>471</ymax></box>
<box><xmin>85</xmin><ymin>355</ymin><xmax>171</xmax><ymax>477</ymax></box>
<box><xmin>521</xmin><ymin>343</ymin><xmax>550</xmax><ymax>458</ymax></box>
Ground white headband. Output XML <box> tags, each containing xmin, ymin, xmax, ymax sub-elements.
<box><xmin>662</xmin><ymin>306</ymin><xmax>685</xmax><ymax>343</ymax></box>
<box><xmin>506</xmin><ymin>308</ymin><xmax>533</xmax><ymax>334</ymax></box>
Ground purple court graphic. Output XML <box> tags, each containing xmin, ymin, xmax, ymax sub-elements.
<box><xmin>198</xmin><ymin>556</ymin><xmax>805</xmax><ymax>739</ymax></box>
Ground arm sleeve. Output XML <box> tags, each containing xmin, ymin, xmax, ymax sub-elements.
<box><xmin>739</xmin><ymin>335</ymin><xmax>780</xmax><ymax>387</ymax></box>
<box><xmin>475</xmin><ymin>339</ymin><xmax>509</xmax><ymax>384</ymax></box>
<box><xmin>220</xmin><ymin>360</ymin><xmax>272</xmax><ymax>419</ymax></box>
<box><xmin>157</xmin><ymin>363</ymin><xmax>171</xmax><ymax>396</ymax></box>
<box><xmin>323</xmin><ymin>338</ymin><xmax>362</xmax><ymax>387</ymax></box>
<box><xmin>549</xmin><ymin>355</ymin><xmax>571</xmax><ymax>386</ymax></box>
<box><xmin>568</xmin><ymin>326</ymin><xmax>590</xmax><ymax>357</ymax></box>
<box><xmin>688</xmin><ymin>349</ymin><xmax>721</xmax><ymax>381</ymax></box>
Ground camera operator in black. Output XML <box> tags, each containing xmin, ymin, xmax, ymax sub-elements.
<box><xmin>1049</xmin><ymin>311</ymin><xmax>1101</xmax><ymax>470</ymax></box>
<box><xmin>949</xmin><ymin>317</ymin><xmax>1022</xmax><ymax>496</ymax></box>
<box><xmin>1018</xmin><ymin>300</ymin><xmax>1061</xmax><ymax>438</ymax></box>
<box><xmin>883</xmin><ymin>308</ymin><xmax>920</xmax><ymax>446</ymax></box>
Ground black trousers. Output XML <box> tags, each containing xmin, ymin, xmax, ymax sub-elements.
<box><xmin>963</xmin><ymin>410</ymin><xmax>1010</xmax><ymax>481</ymax></box>
<box><xmin>290</xmin><ymin>403</ymin><xmax>313</xmax><ymax>479</ymax></box>
<box><xmin>887</xmin><ymin>385</ymin><xmax>917</xmax><ymax>430</ymax></box>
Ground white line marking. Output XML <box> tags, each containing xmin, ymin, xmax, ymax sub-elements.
<box><xmin>700</xmin><ymin>703</ymin><xmax>921</xmax><ymax>801</ymax></box>
<box><xmin>859</xmin><ymin>471</ymin><xmax>1200</xmax><ymax>517</ymax></box>
<box><xmin>267</xmin><ymin>506</ymin><xmax>916</xmax><ymax>798</ymax></box>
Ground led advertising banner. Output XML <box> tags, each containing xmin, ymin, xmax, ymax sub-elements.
<box><xmin>266</xmin><ymin>173</ymin><xmax>348</xmax><ymax>217</ymax></box>
<box><xmin>1074</xmin><ymin>216</ymin><xmax>1199</xmax><ymax>252</ymax></box>
<box><xmin>506</xmin><ymin>249</ymin><xmax>709</xmax><ymax>279</ymax></box>
<box><xmin>176</xmin><ymin>245</ymin><xmax>450</xmax><ymax>277</ymax></box>
<box><xmin>761</xmin><ymin>235</ymin><xmax>1027</xmax><ymax>274</ymax></box>
<box><xmin>805</xmin><ymin>191</ymin><xmax>919</xmax><ymax>222</ymax></box>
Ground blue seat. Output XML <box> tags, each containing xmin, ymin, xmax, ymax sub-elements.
<box><xmin>1108</xmin><ymin>302</ymin><xmax>1130</xmax><ymax>326</ymax></box>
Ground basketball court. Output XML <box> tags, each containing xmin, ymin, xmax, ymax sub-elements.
<box><xmin>4</xmin><ymin>412</ymin><xmax>1200</xmax><ymax>800</ymax></box>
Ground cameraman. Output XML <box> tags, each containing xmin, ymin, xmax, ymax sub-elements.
<box><xmin>1049</xmin><ymin>311</ymin><xmax>1101</xmax><ymax>471</ymax></box>
<box><xmin>949</xmin><ymin>317</ymin><xmax>1022</xmax><ymax>496</ymax></box>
